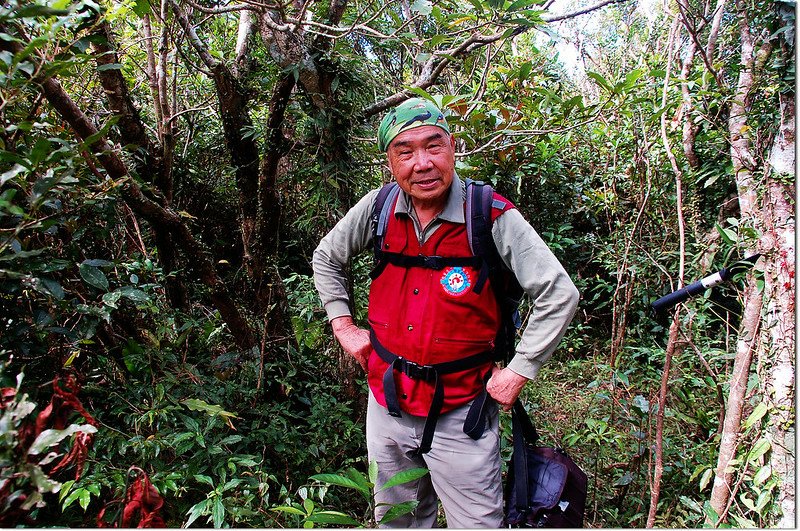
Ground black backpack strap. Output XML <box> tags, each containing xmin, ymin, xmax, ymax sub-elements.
<box><xmin>375</xmin><ymin>252</ymin><xmax>482</xmax><ymax>274</ymax></box>
<box><xmin>464</xmin><ymin>178</ymin><xmax>494</xmax><ymax>294</ymax></box>
<box><xmin>371</xmin><ymin>182</ymin><xmax>402</xmax><ymax>278</ymax></box>
<box><xmin>512</xmin><ymin>400</ymin><xmax>540</xmax><ymax>514</ymax></box>
<box><xmin>465</xmin><ymin>179</ymin><xmax>524</xmax><ymax>364</ymax></box>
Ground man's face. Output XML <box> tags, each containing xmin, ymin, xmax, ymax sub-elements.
<box><xmin>386</xmin><ymin>125</ymin><xmax>456</xmax><ymax>209</ymax></box>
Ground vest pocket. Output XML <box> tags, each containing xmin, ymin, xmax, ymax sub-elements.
<box><xmin>367</xmin><ymin>318</ymin><xmax>389</xmax><ymax>330</ymax></box>
<box><xmin>434</xmin><ymin>337</ymin><xmax>494</xmax><ymax>348</ymax></box>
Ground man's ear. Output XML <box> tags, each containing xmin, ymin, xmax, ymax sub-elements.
<box><xmin>385</xmin><ymin>153</ymin><xmax>395</xmax><ymax>176</ymax></box>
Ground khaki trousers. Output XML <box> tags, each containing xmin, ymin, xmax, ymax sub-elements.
<box><xmin>366</xmin><ymin>391</ymin><xmax>504</xmax><ymax>528</ymax></box>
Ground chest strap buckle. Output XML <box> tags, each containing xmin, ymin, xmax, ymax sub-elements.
<box><xmin>421</xmin><ymin>255</ymin><xmax>445</xmax><ymax>270</ymax></box>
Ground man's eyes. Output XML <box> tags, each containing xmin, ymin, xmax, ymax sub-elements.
<box><xmin>394</xmin><ymin>143</ymin><xmax>444</xmax><ymax>157</ymax></box>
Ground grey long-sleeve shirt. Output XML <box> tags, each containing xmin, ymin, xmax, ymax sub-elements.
<box><xmin>312</xmin><ymin>177</ymin><xmax>580</xmax><ymax>380</ymax></box>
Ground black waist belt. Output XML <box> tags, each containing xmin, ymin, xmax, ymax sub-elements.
<box><xmin>370</xmin><ymin>328</ymin><xmax>494</xmax><ymax>455</ymax></box>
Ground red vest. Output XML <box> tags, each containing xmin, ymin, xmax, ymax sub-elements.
<box><xmin>367</xmin><ymin>192</ymin><xmax>514</xmax><ymax>416</ymax></box>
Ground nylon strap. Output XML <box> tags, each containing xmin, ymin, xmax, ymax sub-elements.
<box><xmin>369</xmin><ymin>251</ymin><xmax>490</xmax><ymax>292</ymax></box>
<box><xmin>370</xmin><ymin>328</ymin><xmax>493</xmax><ymax>454</ymax></box>
<box><xmin>512</xmin><ymin>400</ymin><xmax>540</xmax><ymax>513</ymax></box>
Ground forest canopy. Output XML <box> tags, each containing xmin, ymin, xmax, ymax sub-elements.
<box><xmin>0</xmin><ymin>0</ymin><xmax>795</xmax><ymax>527</ymax></box>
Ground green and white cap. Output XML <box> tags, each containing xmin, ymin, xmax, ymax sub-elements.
<box><xmin>377</xmin><ymin>97</ymin><xmax>450</xmax><ymax>152</ymax></box>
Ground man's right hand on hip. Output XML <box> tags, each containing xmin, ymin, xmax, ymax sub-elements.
<box><xmin>331</xmin><ymin>316</ymin><xmax>371</xmax><ymax>371</ymax></box>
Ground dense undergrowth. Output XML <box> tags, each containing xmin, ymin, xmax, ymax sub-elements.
<box><xmin>1</xmin><ymin>259</ymin><xmax>762</xmax><ymax>527</ymax></box>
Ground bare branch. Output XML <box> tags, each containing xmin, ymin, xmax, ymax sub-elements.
<box><xmin>170</xmin><ymin>0</ymin><xmax>222</xmax><ymax>70</ymax></box>
<box><xmin>544</xmin><ymin>0</ymin><xmax>632</xmax><ymax>23</ymax></box>
<box><xmin>180</xmin><ymin>0</ymin><xmax>278</xmax><ymax>14</ymax></box>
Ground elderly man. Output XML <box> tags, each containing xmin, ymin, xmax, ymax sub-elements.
<box><xmin>312</xmin><ymin>97</ymin><xmax>579</xmax><ymax>527</ymax></box>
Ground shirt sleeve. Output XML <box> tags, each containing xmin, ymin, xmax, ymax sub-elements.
<box><xmin>491</xmin><ymin>209</ymin><xmax>580</xmax><ymax>380</ymax></box>
<box><xmin>312</xmin><ymin>189</ymin><xmax>380</xmax><ymax>321</ymax></box>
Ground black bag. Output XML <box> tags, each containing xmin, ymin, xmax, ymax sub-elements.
<box><xmin>504</xmin><ymin>401</ymin><xmax>588</xmax><ymax>528</ymax></box>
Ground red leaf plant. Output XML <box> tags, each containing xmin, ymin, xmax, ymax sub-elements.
<box><xmin>35</xmin><ymin>376</ymin><xmax>100</xmax><ymax>480</ymax></box>
<box><xmin>0</xmin><ymin>375</ymin><xmax>99</xmax><ymax>525</ymax></box>
<box><xmin>97</xmin><ymin>467</ymin><xmax>165</xmax><ymax>528</ymax></box>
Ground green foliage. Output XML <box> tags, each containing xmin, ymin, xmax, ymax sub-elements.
<box><xmin>274</xmin><ymin>461</ymin><xmax>428</xmax><ymax>527</ymax></box>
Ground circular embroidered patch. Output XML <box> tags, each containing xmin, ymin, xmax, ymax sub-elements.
<box><xmin>440</xmin><ymin>267</ymin><xmax>472</xmax><ymax>297</ymax></box>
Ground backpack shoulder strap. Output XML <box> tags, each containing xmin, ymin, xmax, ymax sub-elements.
<box><xmin>372</xmin><ymin>182</ymin><xmax>402</xmax><ymax>259</ymax></box>
<box><xmin>464</xmin><ymin>179</ymin><xmax>514</xmax><ymax>270</ymax></box>
<box><xmin>465</xmin><ymin>179</ymin><xmax>523</xmax><ymax>363</ymax></box>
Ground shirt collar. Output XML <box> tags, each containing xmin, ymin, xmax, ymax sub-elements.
<box><xmin>393</xmin><ymin>174</ymin><xmax>466</xmax><ymax>224</ymax></box>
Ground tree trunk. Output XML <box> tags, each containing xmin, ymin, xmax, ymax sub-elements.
<box><xmin>91</xmin><ymin>23</ymin><xmax>189</xmax><ymax>310</ymax></box>
<box><xmin>708</xmin><ymin>277</ymin><xmax>762</xmax><ymax>521</ymax></box>
<box><xmin>647</xmin><ymin>311</ymin><xmax>683</xmax><ymax>527</ymax></box>
<box><xmin>762</xmin><ymin>92</ymin><xmax>795</xmax><ymax>527</ymax></box>
<box><xmin>707</xmin><ymin>3</ymin><xmax>772</xmax><ymax>519</ymax></box>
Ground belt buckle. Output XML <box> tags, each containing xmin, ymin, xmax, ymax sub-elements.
<box><xmin>406</xmin><ymin>360</ymin><xmax>435</xmax><ymax>381</ymax></box>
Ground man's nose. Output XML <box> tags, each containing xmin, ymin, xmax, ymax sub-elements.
<box><xmin>412</xmin><ymin>150</ymin><xmax>434</xmax><ymax>170</ymax></box>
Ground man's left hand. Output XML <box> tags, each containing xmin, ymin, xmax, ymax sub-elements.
<box><xmin>486</xmin><ymin>367</ymin><xmax>529</xmax><ymax>411</ymax></box>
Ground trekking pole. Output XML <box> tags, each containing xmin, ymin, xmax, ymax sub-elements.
<box><xmin>651</xmin><ymin>254</ymin><xmax>761</xmax><ymax>315</ymax></box>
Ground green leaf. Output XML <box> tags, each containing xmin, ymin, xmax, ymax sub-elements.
<box><xmin>613</xmin><ymin>471</ymin><xmax>633</xmax><ymax>486</ymax></box>
<box><xmin>310</xmin><ymin>473</ymin><xmax>366</xmax><ymax>494</ymax></box>
<box><xmin>739</xmin><ymin>493</ymin><xmax>756</xmax><ymax>511</ymax></box>
<box><xmin>212</xmin><ymin>496</ymin><xmax>225</xmax><ymax>528</ymax></box>
<box><xmin>117</xmin><ymin>286</ymin><xmax>149</xmax><ymax>303</ymax></box>
<box><xmin>185</xmin><ymin>499</ymin><xmax>210</xmax><ymax>528</ymax></box>
<box><xmin>508</xmin><ymin>0</ymin><xmax>539</xmax><ymax>11</ymax></box>
<box><xmin>59</xmin><ymin>480</ymin><xmax>75</xmax><ymax>503</ymax></box>
<box><xmin>220</xmin><ymin>435</ymin><xmax>243</xmax><ymax>445</ymax></box>
<box><xmin>379</xmin><ymin>467</ymin><xmax>429</xmax><ymax>491</ymax></box>
<box><xmin>699</xmin><ymin>468</ymin><xmax>713</xmax><ymax>490</ymax></box>
<box><xmin>715</xmin><ymin>222</ymin><xmax>737</xmax><ymax>245</ymax></box>
<box><xmin>271</xmin><ymin>505</ymin><xmax>307</xmax><ymax>516</ymax></box>
<box><xmin>79</xmin><ymin>488</ymin><xmax>91</xmax><ymax>510</ymax></box>
<box><xmin>586</xmin><ymin>71</ymin><xmax>611</xmax><ymax>91</ymax></box>
<box><xmin>38</xmin><ymin>278</ymin><xmax>65</xmax><ymax>300</ymax></box>
<box><xmin>96</xmin><ymin>63</ymin><xmax>123</xmax><ymax>72</ymax></box>
<box><xmin>29</xmin><ymin>137</ymin><xmax>51</xmax><ymax>166</ymax></box>
<box><xmin>29</xmin><ymin>424</ymin><xmax>98</xmax><ymax>455</ymax></box>
<box><xmin>731</xmin><ymin>515</ymin><xmax>758</xmax><ymax>528</ymax></box>
<box><xmin>102</xmin><ymin>290</ymin><xmax>123</xmax><ymax>308</ymax></box>
<box><xmin>632</xmin><ymin>394</ymin><xmax>650</xmax><ymax>416</ymax></box>
<box><xmin>747</xmin><ymin>437</ymin><xmax>771</xmax><ymax>463</ymax></box>
<box><xmin>753</xmin><ymin>464</ymin><xmax>772</xmax><ymax>485</ymax></box>
<box><xmin>61</xmin><ymin>488</ymin><xmax>84</xmax><ymax>510</ymax></box>
<box><xmin>194</xmin><ymin>474</ymin><xmax>214</xmax><ymax>487</ymax></box>
<box><xmin>703</xmin><ymin>501</ymin><xmax>719</xmax><ymax>524</ymax></box>
<box><xmin>79</xmin><ymin>263</ymin><xmax>109</xmax><ymax>291</ymax></box>
<box><xmin>679</xmin><ymin>496</ymin><xmax>703</xmax><ymax>514</ymax></box>
<box><xmin>303</xmin><ymin>497</ymin><xmax>314</xmax><ymax>514</ymax></box>
<box><xmin>743</xmin><ymin>402</ymin><xmax>769</xmax><ymax>429</ymax></box>
<box><xmin>1</xmin><ymin>163</ymin><xmax>27</xmax><ymax>186</ymax></box>
<box><xmin>182</xmin><ymin>398</ymin><xmax>238</xmax><ymax>421</ymax></box>
<box><xmin>345</xmin><ymin>467</ymin><xmax>372</xmax><ymax>493</ymax></box>
<box><xmin>368</xmin><ymin>460</ymin><xmax>378</xmax><ymax>486</ymax></box>
<box><xmin>83</xmin><ymin>259</ymin><xmax>112</xmax><ymax>267</ymax></box>
<box><xmin>410</xmin><ymin>0</ymin><xmax>432</xmax><ymax>15</ymax></box>
<box><xmin>132</xmin><ymin>0</ymin><xmax>151</xmax><ymax>16</ymax></box>
<box><xmin>305</xmin><ymin>511</ymin><xmax>361</xmax><ymax>526</ymax></box>
<box><xmin>518</xmin><ymin>61</ymin><xmax>532</xmax><ymax>81</ymax></box>
<box><xmin>378</xmin><ymin>500</ymin><xmax>419</xmax><ymax>525</ymax></box>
